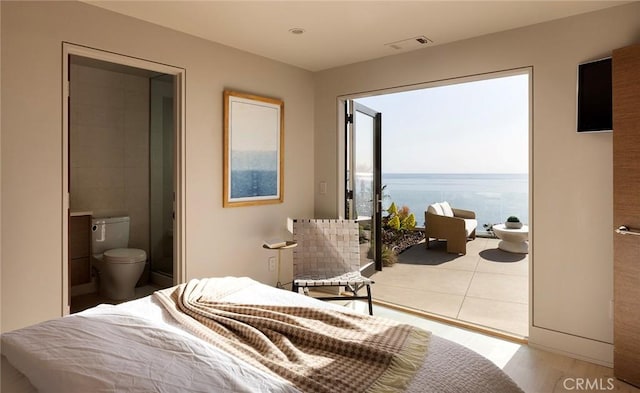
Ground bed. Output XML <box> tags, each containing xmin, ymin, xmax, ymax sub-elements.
<box><xmin>1</xmin><ymin>277</ymin><xmax>523</xmax><ymax>393</ymax></box>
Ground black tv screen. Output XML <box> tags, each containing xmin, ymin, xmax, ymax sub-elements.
<box><xmin>577</xmin><ymin>57</ymin><xmax>612</xmax><ymax>132</ymax></box>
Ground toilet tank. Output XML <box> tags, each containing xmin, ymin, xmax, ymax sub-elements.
<box><xmin>91</xmin><ymin>216</ymin><xmax>130</xmax><ymax>255</ymax></box>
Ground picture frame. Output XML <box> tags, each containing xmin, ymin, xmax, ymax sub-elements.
<box><xmin>223</xmin><ymin>90</ymin><xmax>284</xmax><ymax>207</ymax></box>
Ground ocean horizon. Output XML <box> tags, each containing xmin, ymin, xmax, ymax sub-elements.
<box><xmin>374</xmin><ymin>173</ymin><xmax>529</xmax><ymax>232</ymax></box>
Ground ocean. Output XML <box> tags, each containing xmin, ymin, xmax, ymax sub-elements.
<box><xmin>380</xmin><ymin>173</ymin><xmax>528</xmax><ymax>232</ymax></box>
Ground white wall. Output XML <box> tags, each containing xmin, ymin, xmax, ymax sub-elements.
<box><xmin>1</xmin><ymin>1</ymin><xmax>314</xmax><ymax>332</ymax></box>
<box><xmin>313</xmin><ymin>3</ymin><xmax>640</xmax><ymax>364</ymax></box>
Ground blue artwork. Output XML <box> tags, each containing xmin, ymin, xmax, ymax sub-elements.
<box><xmin>230</xmin><ymin>151</ymin><xmax>278</xmax><ymax>198</ymax></box>
<box><xmin>224</xmin><ymin>91</ymin><xmax>283</xmax><ymax>206</ymax></box>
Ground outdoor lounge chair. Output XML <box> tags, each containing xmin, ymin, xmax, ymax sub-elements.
<box><xmin>291</xmin><ymin>219</ymin><xmax>374</xmax><ymax>315</ymax></box>
<box><xmin>425</xmin><ymin>202</ymin><xmax>477</xmax><ymax>255</ymax></box>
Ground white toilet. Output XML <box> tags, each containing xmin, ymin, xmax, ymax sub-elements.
<box><xmin>91</xmin><ymin>216</ymin><xmax>147</xmax><ymax>300</ymax></box>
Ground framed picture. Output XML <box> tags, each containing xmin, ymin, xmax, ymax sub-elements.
<box><xmin>223</xmin><ymin>90</ymin><xmax>284</xmax><ymax>207</ymax></box>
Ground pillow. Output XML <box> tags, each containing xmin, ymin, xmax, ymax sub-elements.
<box><xmin>427</xmin><ymin>203</ymin><xmax>444</xmax><ymax>216</ymax></box>
<box><xmin>440</xmin><ymin>201</ymin><xmax>454</xmax><ymax>217</ymax></box>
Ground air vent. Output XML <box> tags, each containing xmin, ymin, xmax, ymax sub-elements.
<box><xmin>385</xmin><ymin>35</ymin><xmax>433</xmax><ymax>51</ymax></box>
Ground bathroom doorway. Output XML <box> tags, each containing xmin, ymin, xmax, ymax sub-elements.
<box><xmin>62</xmin><ymin>44</ymin><xmax>186</xmax><ymax>314</ymax></box>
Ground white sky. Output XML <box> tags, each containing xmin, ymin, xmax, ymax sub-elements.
<box><xmin>356</xmin><ymin>73</ymin><xmax>529</xmax><ymax>174</ymax></box>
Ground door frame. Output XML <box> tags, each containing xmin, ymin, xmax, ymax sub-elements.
<box><xmin>61</xmin><ymin>42</ymin><xmax>187</xmax><ymax>315</ymax></box>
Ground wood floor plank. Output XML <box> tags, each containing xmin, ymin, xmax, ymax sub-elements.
<box><xmin>504</xmin><ymin>345</ymin><xmax>639</xmax><ymax>393</ymax></box>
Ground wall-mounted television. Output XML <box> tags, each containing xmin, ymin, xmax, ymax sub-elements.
<box><xmin>577</xmin><ymin>57</ymin><xmax>612</xmax><ymax>133</ymax></box>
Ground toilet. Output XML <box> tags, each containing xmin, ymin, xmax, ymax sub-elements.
<box><xmin>91</xmin><ymin>216</ymin><xmax>147</xmax><ymax>300</ymax></box>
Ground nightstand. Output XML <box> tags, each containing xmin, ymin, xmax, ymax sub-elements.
<box><xmin>263</xmin><ymin>241</ymin><xmax>297</xmax><ymax>289</ymax></box>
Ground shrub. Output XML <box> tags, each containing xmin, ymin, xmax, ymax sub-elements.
<box><xmin>384</xmin><ymin>202</ymin><xmax>416</xmax><ymax>231</ymax></box>
<box><xmin>381</xmin><ymin>245</ymin><xmax>398</xmax><ymax>267</ymax></box>
<box><xmin>387</xmin><ymin>215</ymin><xmax>401</xmax><ymax>230</ymax></box>
<box><xmin>381</xmin><ymin>201</ymin><xmax>424</xmax><ymax>258</ymax></box>
<box><xmin>397</xmin><ymin>205</ymin><xmax>410</xmax><ymax>217</ymax></box>
<box><xmin>401</xmin><ymin>213</ymin><xmax>416</xmax><ymax>231</ymax></box>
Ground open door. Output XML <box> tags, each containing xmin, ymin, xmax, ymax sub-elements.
<box><xmin>345</xmin><ymin>101</ymin><xmax>382</xmax><ymax>275</ymax></box>
<box><xmin>613</xmin><ymin>43</ymin><xmax>640</xmax><ymax>388</ymax></box>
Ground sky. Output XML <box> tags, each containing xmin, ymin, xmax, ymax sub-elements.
<box><xmin>356</xmin><ymin>73</ymin><xmax>529</xmax><ymax>174</ymax></box>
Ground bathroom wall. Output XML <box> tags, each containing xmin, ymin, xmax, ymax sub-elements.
<box><xmin>69</xmin><ymin>62</ymin><xmax>150</xmax><ymax>256</ymax></box>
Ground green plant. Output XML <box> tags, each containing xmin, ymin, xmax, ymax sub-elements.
<box><xmin>381</xmin><ymin>244</ymin><xmax>398</xmax><ymax>267</ymax></box>
<box><xmin>507</xmin><ymin>216</ymin><xmax>520</xmax><ymax>223</ymax></box>
<box><xmin>387</xmin><ymin>215</ymin><xmax>401</xmax><ymax>230</ymax></box>
<box><xmin>380</xmin><ymin>201</ymin><xmax>424</xmax><ymax>257</ymax></box>
<box><xmin>387</xmin><ymin>202</ymin><xmax>398</xmax><ymax>216</ymax></box>
<box><xmin>384</xmin><ymin>202</ymin><xmax>416</xmax><ymax>231</ymax></box>
<box><xmin>401</xmin><ymin>213</ymin><xmax>416</xmax><ymax>230</ymax></box>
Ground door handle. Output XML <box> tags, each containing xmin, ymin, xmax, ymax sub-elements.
<box><xmin>615</xmin><ymin>225</ymin><xmax>640</xmax><ymax>236</ymax></box>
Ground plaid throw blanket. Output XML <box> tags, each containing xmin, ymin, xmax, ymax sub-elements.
<box><xmin>154</xmin><ymin>278</ymin><xmax>431</xmax><ymax>393</ymax></box>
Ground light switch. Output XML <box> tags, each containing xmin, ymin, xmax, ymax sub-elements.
<box><xmin>319</xmin><ymin>181</ymin><xmax>327</xmax><ymax>195</ymax></box>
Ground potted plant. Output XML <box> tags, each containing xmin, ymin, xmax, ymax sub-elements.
<box><xmin>505</xmin><ymin>216</ymin><xmax>523</xmax><ymax>229</ymax></box>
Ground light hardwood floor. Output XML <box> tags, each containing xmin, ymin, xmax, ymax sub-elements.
<box><xmin>343</xmin><ymin>300</ymin><xmax>639</xmax><ymax>393</ymax></box>
<box><xmin>503</xmin><ymin>345</ymin><xmax>638</xmax><ymax>393</ymax></box>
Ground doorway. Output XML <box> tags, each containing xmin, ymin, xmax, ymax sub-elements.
<box><xmin>62</xmin><ymin>43</ymin><xmax>186</xmax><ymax>315</ymax></box>
<box><xmin>341</xmin><ymin>69</ymin><xmax>532</xmax><ymax>338</ymax></box>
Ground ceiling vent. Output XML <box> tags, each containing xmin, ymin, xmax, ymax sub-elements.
<box><xmin>385</xmin><ymin>35</ymin><xmax>433</xmax><ymax>51</ymax></box>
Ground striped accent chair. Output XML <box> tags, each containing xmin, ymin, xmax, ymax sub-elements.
<box><xmin>291</xmin><ymin>219</ymin><xmax>374</xmax><ymax>315</ymax></box>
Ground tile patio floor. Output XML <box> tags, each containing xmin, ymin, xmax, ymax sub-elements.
<box><xmin>372</xmin><ymin>237</ymin><xmax>529</xmax><ymax>337</ymax></box>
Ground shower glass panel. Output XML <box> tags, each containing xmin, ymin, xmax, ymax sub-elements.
<box><xmin>149</xmin><ymin>75</ymin><xmax>175</xmax><ymax>278</ymax></box>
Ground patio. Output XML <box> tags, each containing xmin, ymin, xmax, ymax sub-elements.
<box><xmin>372</xmin><ymin>237</ymin><xmax>529</xmax><ymax>337</ymax></box>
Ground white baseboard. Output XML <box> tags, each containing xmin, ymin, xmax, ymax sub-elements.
<box><xmin>528</xmin><ymin>325</ymin><xmax>613</xmax><ymax>367</ymax></box>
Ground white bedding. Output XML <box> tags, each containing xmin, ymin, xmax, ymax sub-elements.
<box><xmin>1</xmin><ymin>277</ymin><xmax>523</xmax><ymax>393</ymax></box>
